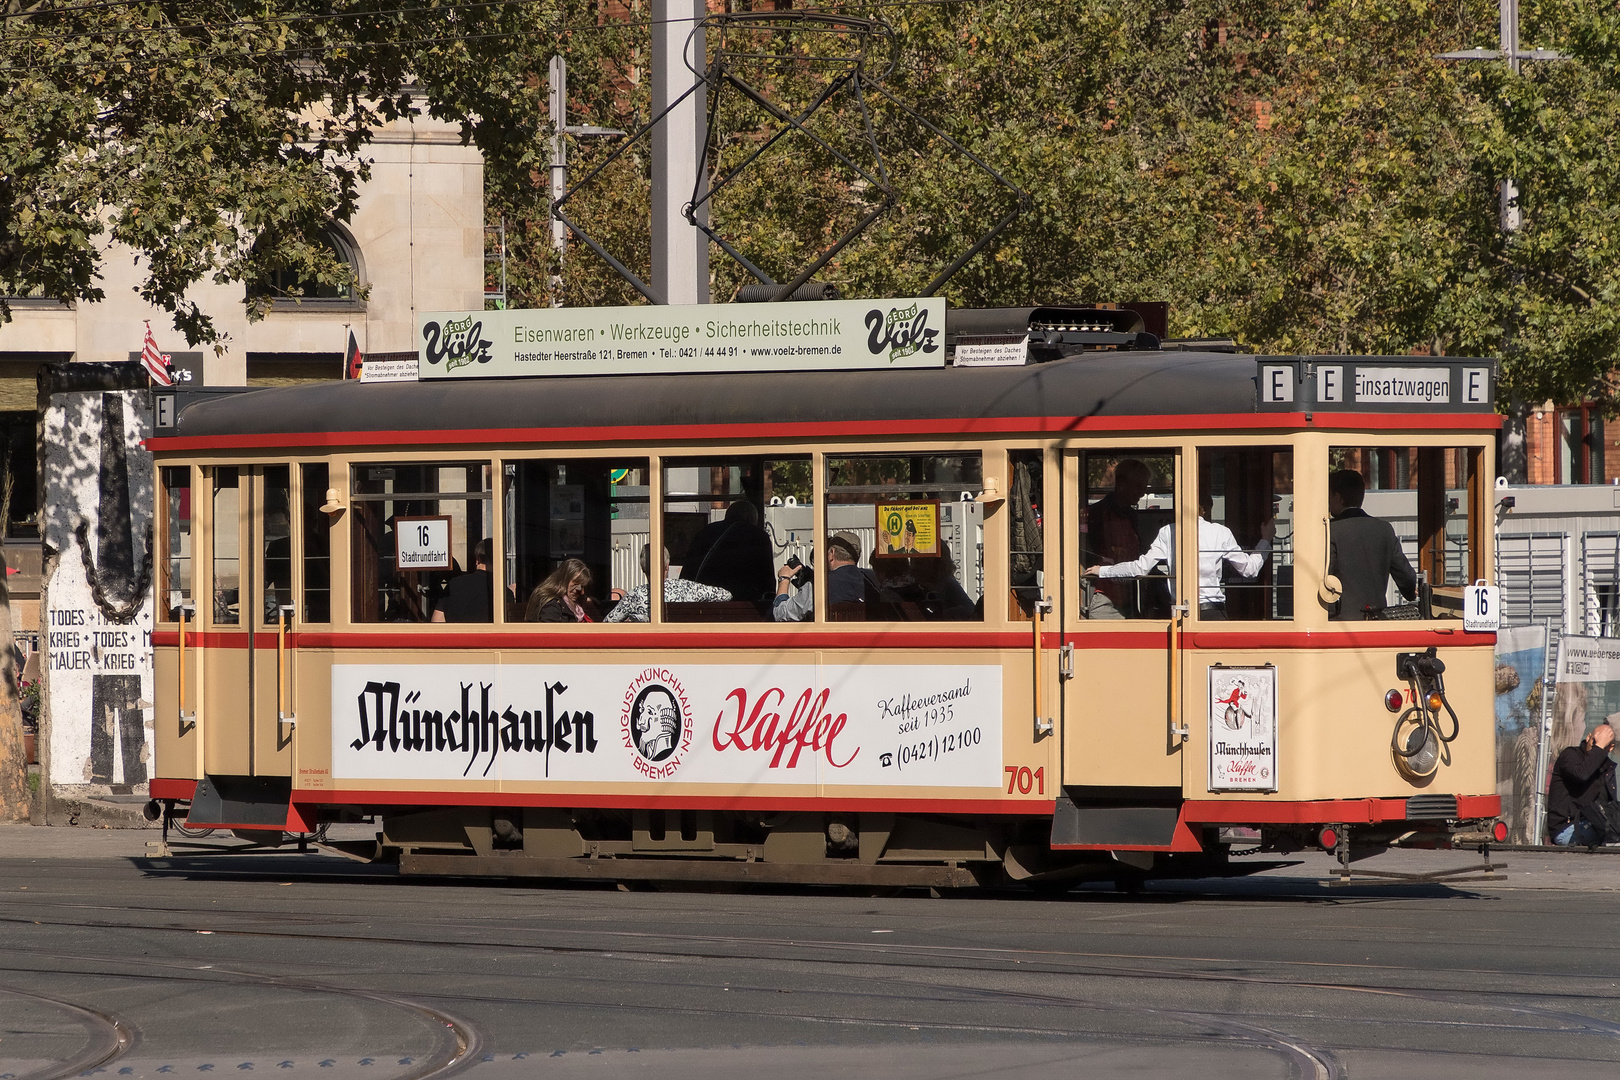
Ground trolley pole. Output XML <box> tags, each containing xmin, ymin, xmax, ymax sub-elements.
<box><xmin>651</xmin><ymin>0</ymin><xmax>710</xmax><ymax>305</ymax></box>
<box><xmin>1439</xmin><ymin>0</ymin><xmax>1566</xmax><ymax>483</ymax></box>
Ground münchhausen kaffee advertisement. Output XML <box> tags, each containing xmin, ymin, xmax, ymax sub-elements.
<box><xmin>331</xmin><ymin>664</ymin><xmax>1002</xmax><ymax>789</ymax></box>
<box><xmin>1207</xmin><ymin>665</ymin><xmax>1278</xmax><ymax>792</ymax></box>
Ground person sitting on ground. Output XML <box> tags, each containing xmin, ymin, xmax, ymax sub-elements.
<box><xmin>773</xmin><ymin>531</ymin><xmax>867</xmax><ymax>622</ymax></box>
<box><xmin>525</xmin><ymin>558</ymin><xmax>594</xmax><ymax>623</ymax></box>
<box><xmin>604</xmin><ymin>544</ymin><xmax>732</xmax><ymax>622</ymax></box>
<box><xmin>1548</xmin><ymin>721</ymin><xmax>1618</xmax><ymax>846</ymax></box>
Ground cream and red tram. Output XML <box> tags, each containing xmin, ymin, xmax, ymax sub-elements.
<box><xmin>147</xmin><ymin>307</ymin><xmax>1504</xmax><ymax>886</ymax></box>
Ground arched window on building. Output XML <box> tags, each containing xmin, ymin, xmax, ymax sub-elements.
<box><xmin>248</xmin><ymin>224</ymin><xmax>364</xmax><ymax>304</ymax></box>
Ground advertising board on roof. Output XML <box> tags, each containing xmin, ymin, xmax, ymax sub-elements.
<box><xmin>416</xmin><ymin>298</ymin><xmax>947</xmax><ymax>380</ymax></box>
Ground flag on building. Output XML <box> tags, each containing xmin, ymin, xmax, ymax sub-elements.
<box><xmin>344</xmin><ymin>329</ymin><xmax>363</xmax><ymax>380</ymax></box>
<box><xmin>141</xmin><ymin>321</ymin><xmax>173</xmax><ymax>386</ymax></box>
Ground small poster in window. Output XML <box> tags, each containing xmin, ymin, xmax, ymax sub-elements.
<box><xmin>396</xmin><ymin>516</ymin><xmax>452</xmax><ymax>571</ymax></box>
<box><xmin>550</xmin><ymin>519</ymin><xmax>585</xmax><ymax>555</ymax></box>
<box><xmin>875</xmin><ymin>501</ymin><xmax>940</xmax><ymax>557</ymax></box>
<box><xmin>1207</xmin><ymin>665</ymin><xmax>1278</xmax><ymax>793</ymax></box>
<box><xmin>554</xmin><ymin>484</ymin><xmax>586</xmax><ymax>518</ymax></box>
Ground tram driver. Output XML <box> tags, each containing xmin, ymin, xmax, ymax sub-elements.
<box><xmin>1085</xmin><ymin>490</ymin><xmax>1273</xmax><ymax>619</ymax></box>
<box><xmin>1327</xmin><ymin>469</ymin><xmax>1417</xmax><ymax>620</ymax></box>
<box><xmin>774</xmin><ymin>531</ymin><xmax>867</xmax><ymax>621</ymax></box>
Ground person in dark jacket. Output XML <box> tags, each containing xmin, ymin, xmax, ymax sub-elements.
<box><xmin>1327</xmin><ymin>469</ymin><xmax>1417</xmax><ymax>620</ymax></box>
<box><xmin>432</xmin><ymin>538</ymin><xmax>494</xmax><ymax>623</ymax></box>
<box><xmin>680</xmin><ymin>500</ymin><xmax>775</xmax><ymax>602</ymax></box>
<box><xmin>1548</xmin><ymin>721</ymin><xmax>1617</xmax><ymax>846</ymax></box>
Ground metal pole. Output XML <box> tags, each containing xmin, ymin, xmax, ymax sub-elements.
<box><xmin>550</xmin><ymin>55</ymin><xmax>568</xmax><ymax>308</ymax></box>
<box><xmin>651</xmin><ymin>0</ymin><xmax>709</xmax><ymax>305</ymax></box>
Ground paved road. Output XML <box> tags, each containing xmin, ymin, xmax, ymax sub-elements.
<box><xmin>1</xmin><ymin>825</ymin><xmax>1617</xmax><ymax>1079</ymax></box>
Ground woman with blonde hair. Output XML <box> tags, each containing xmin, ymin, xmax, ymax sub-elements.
<box><xmin>525</xmin><ymin>558</ymin><xmax>594</xmax><ymax>622</ymax></box>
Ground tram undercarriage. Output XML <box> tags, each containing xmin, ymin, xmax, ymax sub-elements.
<box><xmin>154</xmin><ymin>795</ymin><xmax>1503</xmax><ymax>888</ymax></box>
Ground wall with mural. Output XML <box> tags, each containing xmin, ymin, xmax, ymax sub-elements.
<box><xmin>41</xmin><ymin>390</ymin><xmax>155</xmax><ymax>791</ymax></box>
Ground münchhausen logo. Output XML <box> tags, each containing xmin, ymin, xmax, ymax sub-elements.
<box><xmin>621</xmin><ymin>668</ymin><xmax>693</xmax><ymax>780</ymax></box>
<box><xmin>421</xmin><ymin>315</ymin><xmax>494</xmax><ymax>372</ymax></box>
<box><xmin>349</xmin><ymin>679</ymin><xmax>597</xmax><ymax>778</ymax></box>
<box><xmin>864</xmin><ymin>303</ymin><xmax>939</xmax><ymax>363</ymax></box>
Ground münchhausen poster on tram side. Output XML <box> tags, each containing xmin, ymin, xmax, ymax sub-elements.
<box><xmin>1207</xmin><ymin>665</ymin><xmax>1278</xmax><ymax>793</ymax></box>
<box><xmin>329</xmin><ymin>663</ymin><xmax>1003</xmax><ymax>791</ymax></box>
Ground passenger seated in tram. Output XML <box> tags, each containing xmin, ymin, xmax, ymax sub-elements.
<box><xmin>1327</xmin><ymin>469</ymin><xmax>1417</xmax><ymax>620</ymax></box>
<box><xmin>431</xmin><ymin>538</ymin><xmax>496</xmax><ymax>623</ymax></box>
<box><xmin>604</xmin><ymin>544</ymin><xmax>732</xmax><ymax>622</ymax></box>
<box><xmin>1085</xmin><ymin>490</ymin><xmax>1273</xmax><ymax>620</ymax></box>
<box><xmin>525</xmin><ymin>558</ymin><xmax>595</xmax><ymax>622</ymax></box>
<box><xmin>680</xmin><ymin>499</ymin><xmax>776</xmax><ymax>602</ymax></box>
<box><xmin>773</xmin><ymin>531</ymin><xmax>867</xmax><ymax>621</ymax></box>
<box><xmin>1084</xmin><ymin>458</ymin><xmax>1151</xmax><ymax>618</ymax></box>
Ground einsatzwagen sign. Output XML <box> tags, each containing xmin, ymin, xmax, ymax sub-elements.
<box><xmin>414</xmin><ymin>299</ymin><xmax>946</xmax><ymax>380</ymax></box>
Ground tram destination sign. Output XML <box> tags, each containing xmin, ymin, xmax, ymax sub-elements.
<box><xmin>1255</xmin><ymin>357</ymin><xmax>1497</xmax><ymax>412</ymax></box>
<box><xmin>415</xmin><ymin>299</ymin><xmax>947</xmax><ymax>380</ymax></box>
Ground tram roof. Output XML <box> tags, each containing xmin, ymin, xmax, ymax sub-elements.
<box><xmin>172</xmin><ymin>350</ymin><xmax>1266</xmax><ymax>440</ymax></box>
<box><xmin>163</xmin><ymin>349</ymin><xmax>1496</xmax><ymax>446</ymax></box>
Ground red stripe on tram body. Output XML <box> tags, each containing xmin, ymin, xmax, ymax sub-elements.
<box><xmin>151</xmin><ymin>627</ymin><xmax>1496</xmax><ymax>651</ymax></box>
<box><xmin>145</xmin><ymin>410</ymin><xmax>1500</xmax><ymax>452</ymax></box>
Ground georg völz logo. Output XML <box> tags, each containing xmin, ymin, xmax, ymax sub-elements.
<box><xmin>421</xmin><ymin>315</ymin><xmax>495</xmax><ymax>373</ymax></box>
<box><xmin>864</xmin><ymin>302</ymin><xmax>939</xmax><ymax>363</ymax></box>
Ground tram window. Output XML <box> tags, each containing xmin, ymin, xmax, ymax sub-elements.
<box><xmin>350</xmin><ymin>462</ymin><xmax>492</xmax><ymax>623</ymax></box>
<box><xmin>1328</xmin><ymin>446</ymin><xmax>1482</xmax><ymax>620</ymax></box>
<box><xmin>262</xmin><ymin>465</ymin><xmax>291</xmax><ymax>624</ymax></box>
<box><xmin>301</xmin><ymin>463</ymin><xmax>331</xmax><ymax>623</ymax></box>
<box><xmin>159</xmin><ymin>466</ymin><xmax>192</xmax><ymax>620</ymax></box>
<box><xmin>1197</xmin><ymin>448</ymin><xmax>1293</xmax><ymax>621</ymax></box>
<box><xmin>504</xmin><ymin>458</ymin><xmax>649</xmax><ymax>622</ymax></box>
<box><xmin>1009</xmin><ymin>450</ymin><xmax>1044</xmax><ymax>619</ymax></box>
<box><xmin>824</xmin><ymin>453</ymin><xmax>983</xmax><ymax>622</ymax></box>
<box><xmin>1078</xmin><ymin>451</ymin><xmax>1176</xmax><ymax>620</ymax></box>
<box><xmin>211</xmin><ymin>467</ymin><xmax>241</xmax><ymax>625</ymax></box>
<box><xmin>662</xmin><ymin>456</ymin><xmax>810</xmax><ymax>621</ymax></box>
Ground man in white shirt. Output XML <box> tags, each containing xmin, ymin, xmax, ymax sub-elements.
<box><xmin>1086</xmin><ymin>492</ymin><xmax>1274</xmax><ymax>619</ymax></box>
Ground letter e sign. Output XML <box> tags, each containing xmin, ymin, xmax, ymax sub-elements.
<box><xmin>1261</xmin><ymin>365</ymin><xmax>1294</xmax><ymax>404</ymax></box>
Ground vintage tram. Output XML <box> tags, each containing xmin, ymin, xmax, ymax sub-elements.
<box><xmin>146</xmin><ymin>303</ymin><xmax>1504</xmax><ymax>886</ymax></box>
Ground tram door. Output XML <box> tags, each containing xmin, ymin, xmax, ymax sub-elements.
<box><xmin>199</xmin><ymin>464</ymin><xmax>297</xmax><ymax>779</ymax></box>
<box><xmin>1060</xmin><ymin>448</ymin><xmax>1189</xmax><ymax>793</ymax></box>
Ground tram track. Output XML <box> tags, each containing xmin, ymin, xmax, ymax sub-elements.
<box><xmin>3</xmin><ymin>915</ymin><xmax>1617</xmax><ymax>1077</ymax></box>
<box><xmin>0</xmin><ymin>961</ymin><xmax>480</xmax><ymax>1080</ymax></box>
<box><xmin>0</xmin><ymin>985</ymin><xmax>137</xmax><ymax>1080</ymax></box>
<box><xmin>4</xmin><ymin>887</ymin><xmax>1617</xmax><ymax>1075</ymax></box>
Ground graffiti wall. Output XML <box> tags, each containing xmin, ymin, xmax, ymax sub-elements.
<box><xmin>42</xmin><ymin>391</ymin><xmax>155</xmax><ymax>790</ymax></box>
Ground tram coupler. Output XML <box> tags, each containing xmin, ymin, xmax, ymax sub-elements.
<box><xmin>1326</xmin><ymin>823</ymin><xmax>1505</xmax><ymax>886</ymax></box>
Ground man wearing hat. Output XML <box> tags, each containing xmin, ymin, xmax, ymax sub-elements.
<box><xmin>774</xmin><ymin>531</ymin><xmax>866</xmax><ymax>621</ymax></box>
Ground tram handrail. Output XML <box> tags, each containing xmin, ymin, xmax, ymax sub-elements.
<box><xmin>175</xmin><ymin>600</ymin><xmax>195</xmax><ymax>733</ymax></box>
<box><xmin>1033</xmin><ymin>595</ymin><xmax>1053</xmax><ymax>738</ymax></box>
<box><xmin>277</xmin><ymin>605</ymin><xmax>296</xmax><ymax>729</ymax></box>
<box><xmin>1169</xmin><ymin>603</ymin><xmax>1189</xmax><ymax>743</ymax></box>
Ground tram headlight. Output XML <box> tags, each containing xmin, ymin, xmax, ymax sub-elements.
<box><xmin>1392</xmin><ymin>715</ymin><xmax>1441</xmax><ymax>780</ymax></box>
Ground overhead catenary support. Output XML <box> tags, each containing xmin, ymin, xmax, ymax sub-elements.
<box><xmin>652</xmin><ymin>0</ymin><xmax>709</xmax><ymax>305</ymax></box>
